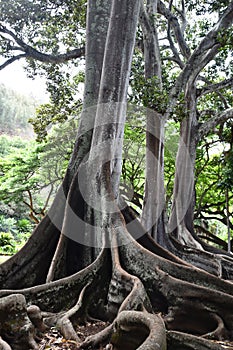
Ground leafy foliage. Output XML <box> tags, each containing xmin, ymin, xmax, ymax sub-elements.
<box><xmin>0</xmin><ymin>84</ymin><xmax>37</xmax><ymax>135</ymax></box>
<box><xmin>0</xmin><ymin>215</ymin><xmax>32</xmax><ymax>255</ymax></box>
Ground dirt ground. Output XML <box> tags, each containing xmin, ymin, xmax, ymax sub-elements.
<box><xmin>38</xmin><ymin>321</ymin><xmax>110</xmax><ymax>350</ymax></box>
<box><xmin>38</xmin><ymin>322</ymin><xmax>233</xmax><ymax>350</ymax></box>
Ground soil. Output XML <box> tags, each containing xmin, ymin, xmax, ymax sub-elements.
<box><xmin>38</xmin><ymin>321</ymin><xmax>110</xmax><ymax>350</ymax></box>
<box><xmin>38</xmin><ymin>321</ymin><xmax>233</xmax><ymax>350</ymax></box>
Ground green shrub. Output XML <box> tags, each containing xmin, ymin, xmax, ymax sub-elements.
<box><xmin>0</xmin><ymin>232</ymin><xmax>16</xmax><ymax>255</ymax></box>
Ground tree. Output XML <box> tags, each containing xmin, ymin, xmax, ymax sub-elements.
<box><xmin>0</xmin><ymin>1</ymin><xmax>233</xmax><ymax>350</ymax></box>
<box><xmin>0</xmin><ymin>121</ymin><xmax>76</xmax><ymax>223</ymax></box>
<box><xmin>0</xmin><ymin>84</ymin><xmax>36</xmax><ymax>135</ymax></box>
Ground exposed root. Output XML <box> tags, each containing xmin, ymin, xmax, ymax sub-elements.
<box><xmin>77</xmin><ymin>227</ymin><xmax>155</xmax><ymax>349</ymax></box>
<box><xmin>27</xmin><ymin>305</ymin><xmax>48</xmax><ymax>333</ymax></box>
<box><xmin>55</xmin><ymin>282</ymin><xmax>93</xmax><ymax>342</ymax></box>
<box><xmin>202</xmin><ymin>314</ymin><xmax>229</xmax><ymax>341</ymax></box>
<box><xmin>106</xmin><ymin>229</ymin><xmax>152</xmax><ymax>318</ymax></box>
<box><xmin>121</xmin><ymin>203</ymin><xmax>189</xmax><ymax>266</ymax></box>
<box><xmin>78</xmin><ymin>324</ymin><xmax>114</xmax><ymax>349</ymax></box>
<box><xmin>0</xmin><ymin>250</ymin><xmax>110</xmax><ymax>349</ymax></box>
<box><xmin>0</xmin><ymin>294</ymin><xmax>38</xmax><ymax>350</ymax></box>
<box><xmin>0</xmin><ymin>337</ymin><xmax>12</xmax><ymax>350</ymax></box>
<box><xmin>167</xmin><ymin>331</ymin><xmax>229</xmax><ymax>350</ymax></box>
<box><xmin>110</xmin><ymin>310</ymin><xmax>166</xmax><ymax>350</ymax></box>
<box><xmin>0</xmin><ymin>248</ymin><xmax>110</xmax><ymax>312</ymax></box>
<box><xmin>56</xmin><ymin>318</ymin><xmax>81</xmax><ymax>343</ymax></box>
<box><xmin>0</xmin><ymin>208</ymin><xmax>233</xmax><ymax>349</ymax></box>
<box><xmin>115</xmin><ymin>225</ymin><xmax>233</xmax><ymax>337</ymax></box>
<box><xmin>124</xmin><ymin>203</ymin><xmax>233</xmax><ymax>279</ymax></box>
<box><xmin>46</xmin><ymin>233</ymin><xmax>67</xmax><ymax>283</ymax></box>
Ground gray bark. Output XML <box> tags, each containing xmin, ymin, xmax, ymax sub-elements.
<box><xmin>140</xmin><ymin>0</ymin><xmax>165</xmax><ymax>240</ymax></box>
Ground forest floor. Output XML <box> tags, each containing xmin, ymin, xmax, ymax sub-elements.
<box><xmin>37</xmin><ymin>321</ymin><xmax>233</xmax><ymax>350</ymax></box>
<box><xmin>38</xmin><ymin>321</ymin><xmax>110</xmax><ymax>350</ymax></box>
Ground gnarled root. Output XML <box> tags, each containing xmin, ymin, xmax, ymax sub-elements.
<box><xmin>78</xmin><ymin>324</ymin><xmax>114</xmax><ymax>349</ymax></box>
<box><xmin>167</xmin><ymin>331</ymin><xmax>228</xmax><ymax>350</ymax></box>
<box><xmin>0</xmin><ymin>337</ymin><xmax>12</xmax><ymax>350</ymax></box>
<box><xmin>55</xmin><ymin>283</ymin><xmax>93</xmax><ymax>342</ymax></box>
<box><xmin>202</xmin><ymin>313</ymin><xmax>229</xmax><ymax>340</ymax></box>
<box><xmin>0</xmin><ymin>294</ymin><xmax>38</xmax><ymax>350</ymax></box>
<box><xmin>110</xmin><ymin>310</ymin><xmax>166</xmax><ymax>350</ymax></box>
<box><xmin>27</xmin><ymin>305</ymin><xmax>47</xmax><ymax>333</ymax></box>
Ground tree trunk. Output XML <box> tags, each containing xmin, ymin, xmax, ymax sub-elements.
<box><xmin>140</xmin><ymin>0</ymin><xmax>166</xmax><ymax>240</ymax></box>
<box><xmin>168</xmin><ymin>83</ymin><xmax>203</xmax><ymax>250</ymax></box>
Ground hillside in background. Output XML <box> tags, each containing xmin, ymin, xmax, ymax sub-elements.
<box><xmin>0</xmin><ymin>83</ymin><xmax>38</xmax><ymax>138</ymax></box>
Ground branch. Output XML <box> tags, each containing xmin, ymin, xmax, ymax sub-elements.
<box><xmin>198</xmin><ymin>78</ymin><xmax>233</xmax><ymax>97</ymax></box>
<box><xmin>195</xmin><ymin>44</ymin><xmax>221</xmax><ymax>77</ymax></box>
<box><xmin>0</xmin><ymin>24</ymin><xmax>85</xmax><ymax>69</ymax></box>
<box><xmin>161</xmin><ymin>55</ymin><xmax>184</xmax><ymax>68</ymax></box>
<box><xmin>199</xmin><ymin>108</ymin><xmax>233</xmax><ymax>138</ymax></box>
<box><xmin>157</xmin><ymin>0</ymin><xmax>191</xmax><ymax>59</ymax></box>
<box><xmin>139</xmin><ymin>0</ymin><xmax>162</xmax><ymax>84</ymax></box>
<box><xmin>168</xmin><ymin>1</ymin><xmax>233</xmax><ymax>108</ymax></box>
<box><xmin>166</xmin><ymin>0</ymin><xmax>184</xmax><ymax>68</ymax></box>
<box><xmin>0</xmin><ymin>54</ymin><xmax>27</xmax><ymax>70</ymax></box>
<box><xmin>195</xmin><ymin>179</ymin><xmax>220</xmax><ymax>217</ymax></box>
<box><xmin>41</xmin><ymin>184</ymin><xmax>54</xmax><ymax>215</ymax></box>
<box><xmin>199</xmin><ymin>213</ymin><xmax>233</xmax><ymax>230</ymax></box>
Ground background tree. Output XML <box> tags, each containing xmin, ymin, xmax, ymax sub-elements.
<box><xmin>0</xmin><ymin>84</ymin><xmax>36</xmax><ymax>135</ymax></box>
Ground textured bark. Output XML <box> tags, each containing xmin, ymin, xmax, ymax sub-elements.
<box><xmin>167</xmin><ymin>331</ymin><xmax>230</xmax><ymax>350</ymax></box>
<box><xmin>140</xmin><ymin>0</ymin><xmax>165</xmax><ymax>240</ymax></box>
<box><xmin>0</xmin><ymin>24</ymin><xmax>85</xmax><ymax>70</ymax></box>
<box><xmin>0</xmin><ymin>294</ymin><xmax>38</xmax><ymax>350</ymax></box>
<box><xmin>110</xmin><ymin>310</ymin><xmax>166</xmax><ymax>350</ymax></box>
<box><xmin>168</xmin><ymin>110</ymin><xmax>202</xmax><ymax>249</ymax></box>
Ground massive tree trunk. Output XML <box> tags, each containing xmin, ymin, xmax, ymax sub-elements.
<box><xmin>140</xmin><ymin>0</ymin><xmax>166</xmax><ymax>241</ymax></box>
<box><xmin>168</xmin><ymin>83</ymin><xmax>203</xmax><ymax>250</ymax></box>
<box><xmin>0</xmin><ymin>1</ymin><xmax>233</xmax><ymax>350</ymax></box>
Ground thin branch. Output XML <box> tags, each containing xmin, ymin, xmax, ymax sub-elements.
<box><xmin>199</xmin><ymin>108</ymin><xmax>233</xmax><ymax>138</ymax></box>
<box><xmin>197</xmin><ymin>76</ymin><xmax>231</xmax><ymax>108</ymax></box>
<box><xmin>167</xmin><ymin>0</ymin><xmax>184</xmax><ymax>68</ymax></box>
<box><xmin>157</xmin><ymin>0</ymin><xmax>191</xmax><ymax>59</ymax></box>
<box><xmin>198</xmin><ymin>78</ymin><xmax>233</xmax><ymax>97</ymax></box>
<box><xmin>198</xmin><ymin>213</ymin><xmax>233</xmax><ymax>230</ymax></box>
<box><xmin>41</xmin><ymin>184</ymin><xmax>54</xmax><ymax>214</ymax></box>
<box><xmin>0</xmin><ymin>54</ymin><xmax>27</xmax><ymax>70</ymax></box>
<box><xmin>161</xmin><ymin>54</ymin><xmax>185</xmax><ymax>68</ymax></box>
<box><xmin>167</xmin><ymin>1</ymin><xmax>233</xmax><ymax>115</ymax></box>
<box><xmin>196</xmin><ymin>179</ymin><xmax>219</xmax><ymax>217</ymax></box>
<box><xmin>196</xmin><ymin>45</ymin><xmax>221</xmax><ymax>76</ymax></box>
<box><xmin>0</xmin><ymin>24</ymin><xmax>85</xmax><ymax>68</ymax></box>
<box><xmin>195</xmin><ymin>142</ymin><xmax>211</xmax><ymax>179</ymax></box>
